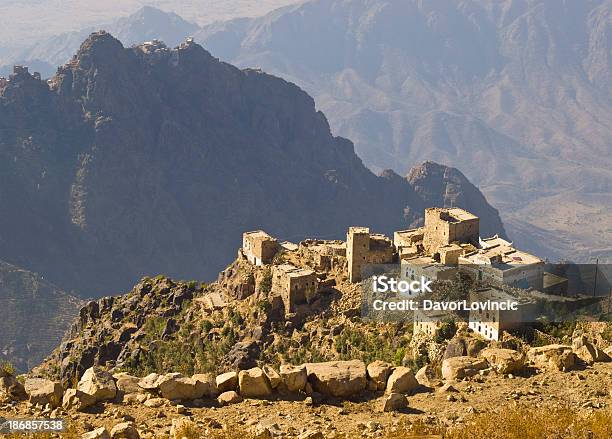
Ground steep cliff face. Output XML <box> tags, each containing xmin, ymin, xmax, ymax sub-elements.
<box><xmin>0</xmin><ymin>32</ymin><xmax>503</xmax><ymax>299</ymax></box>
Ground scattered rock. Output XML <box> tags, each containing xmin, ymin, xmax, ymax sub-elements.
<box><xmin>216</xmin><ymin>371</ymin><xmax>238</xmax><ymax>393</ymax></box>
<box><xmin>381</xmin><ymin>392</ymin><xmax>408</xmax><ymax>412</ymax></box>
<box><xmin>24</xmin><ymin>378</ymin><xmax>63</xmax><ymax>407</ymax></box>
<box><xmin>442</xmin><ymin>356</ymin><xmax>488</xmax><ymax>380</ymax></box>
<box><xmin>367</xmin><ymin>361</ymin><xmax>393</xmax><ymax>391</ymax></box>
<box><xmin>279</xmin><ymin>364</ymin><xmax>307</xmax><ymax>392</ymax></box>
<box><xmin>438</xmin><ymin>383</ymin><xmax>459</xmax><ymax>393</ymax></box>
<box><xmin>110</xmin><ymin>422</ymin><xmax>140</xmax><ymax>439</ymax></box>
<box><xmin>78</xmin><ymin>367</ymin><xmax>117</xmax><ymax>402</ymax></box>
<box><xmin>62</xmin><ymin>388</ymin><xmax>96</xmax><ymax>411</ymax></box>
<box><xmin>239</xmin><ymin>367</ymin><xmax>272</xmax><ymax>398</ymax></box>
<box><xmin>298</xmin><ymin>430</ymin><xmax>324</xmax><ymax>439</ymax></box>
<box><xmin>218</xmin><ymin>390</ymin><xmax>243</xmax><ymax>406</ymax></box>
<box><xmin>156</xmin><ymin>373</ymin><xmax>209</xmax><ymax>400</ymax></box>
<box><xmin>143</xmin><ymin>397</ymin><xmax>166</xmax><ymax>408</ymax></box>
<box><xmin>305</xmin><ymin>360</ymin><xmax>367</xmax><ymax>397</ymax></box>
<box><xmin>82</xmin><ymin>427</ymin><xmax>110</xmax><ymax>439</ymax></box>
<box><xmin>137</xmin><ymin>373</ymin><xmax>160</xmax><ymax>392</ymax></box>
<box><xmin>480</xmin><ymin>348</ymin><xmax>525</xmax><ymax>374</ymax></box>
<box><xmin>527</xmin><ymin>345</ymin><xmax>577</xmax><ymax>371</ymax></box>
<box><xmin>386</xmin><ymin>367</ymin><xmax>419</xmax><ymax>394</ymax></box>
<box><xmin>113</xmin><ymin>373</ymin><xmax>143</xmax><ymax>395</ymax></box>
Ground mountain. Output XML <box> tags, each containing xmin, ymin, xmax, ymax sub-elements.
<box><xmin>0</xmin><ymin>260</ymin><xmax>82</xmax><ymax>372</ymax></box>
<box><xmin>0</xmin><ymin>31</ymin><xmax>503</xmax><ymax>301</ymax></box>
<box><xmin>196</xmin><ymin>0</ymin><xmax>612</xmax><ymax>263</ymax></box>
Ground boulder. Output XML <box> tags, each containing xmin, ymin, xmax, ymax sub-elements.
<box><xmin>280</xmin><ymin>364</ymin><xmax>307</xmax><ymax>392</ymax></box>
<box><xmin>0</xmin><ymin>370</ymin><xmax>26</xmax><ymax>400</ymax></box>
<box><xmin>262</xmin><ymin>365</ymin><xmax>282</xmax><ymax>389</ymax></box>
<box><xmin>386</xmin><ymin>367</ymin><xmax>419</xmax><ymax>395</ymax></box>
<box><xmin>441</xmin><ymin>356</ymin><xmax>488</xmax><ymax>380</ymax></box>
<box><xmin>192</xmin><ymin>373</ymin><xmax>218</xmax><ymax>397</ymax></box>
<box><xmin>218</xmin><ymin>390</ymin><xmax>243</xmax><ymax>406</ymax></box>
<box><xmin>82</xmin><ymin>427</ymin><xmax>110</xmax><ymax>439</ymax></box>
<box><xmin>366</xmin><ymin>361</ymin><xmax>393</xmax><ymax>391</ymax></box>
<box><xmin>381</xmin><ymin>392</ymin><xmax>408</xmax><ymax>412</ymax></box>
<box><xmin>78</xmin><ymin>367</ymin><xmax>117</xmax><ymax>402</ymax></box>
<box><xmin>143</xmin><ymin>397</ymin><xmax>166</xmax><ymax>408</ymax></box>
<box><xmin>62</xmin><ymin>388</ymin><xmax>96</xmax><ymax>411</ymax></box>
<box><xmin>238</xmin><ymin>367</ymin><xmax>272</xmax><ymax>398</ymax></box>
<box><xmin>24</xmin><ymin>378</ymin><xmax>63</xmax><ymax>407</ymax></box>
<box><xmin>137</xmin><ymin>373</ymin><xmax>160</xmax><ymax>391</ymax></box>
<box><xmin>572</xmin><ymin>337</ymin><xmax>610</xmax><ymax>364</ymax></box>
<box><xmin>479</xmin><ymin>348</ymin><xmax>525</xmax><ymax>374</ymax></box>
<box><xmin>415</xmin><ymin>364</ymin><xmax>439</xmax><ymax>388</ymax></box>
<box><xmin>110</xmin><ymin>422</ymin><xmax>140</xmax><ymax>439</ymax></box>
<box><xmin>527</xmin><ymin>345</ymin><xmax>577</xmax><ymax>371</ymax></box>
<box><xmin>156</xmin><ymin>373</ymin><xmax>205</xmax><ymax>400</ymax></box>
<box><xmin>305</xmin><ymin>360</ymin><xmax>367</xmax><ymax>398</ymax></box>
<box><xmin>113</xmin><ymin>373</ymin><xmax>143</xmax><ymax>394</ymax></box>
<box><xmin>216</xmin><ymin>371</ymin><xmax>238</xmax><ymax>393</ymax></box>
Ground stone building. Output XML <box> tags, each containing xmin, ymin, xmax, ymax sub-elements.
<box><xmin>347</xmin><ymin>227</ymin><xmax>394</xmax><ymax>283</ymax></box>
<box><xmin>458</xmin><ymin>236</ymin><xmax>544</xmax><ymax>290</ymax></box>
<box><xmin>401</xmin><ymin>256</ymin><xmax>457</xmax><ymax>290</ymax></box>
<box><xmin>468</xmin><ymin>286</ymin><xmax>535</xmax><ymax>341</ymax></box>
<box><xmin>242</xmin><ymin>230</ymin><xmax>278</xmax><ymax>266</ymax></box>
<box><xmin>271</xmin><ymin>264</ymin><xmax>317</xmax><ymax>313</ymax></box>
<box><xmin>394</xmin><ymin>228</ymin><xmax>425</xmax><ymax>259</ymax></box>
<box><xmin>413</xmin><ymin>309</ymin><xmax>456</xmax><ymax>338</ymax></box>
<box><xmin>298</xmin><ymin>239</ymin><xmax>346</xmax><ymax>272</ymax></box>
<box><xmin>423</xmin><ymin>207</ymin><xmax>480</xmax><ymax>254</ymax></box>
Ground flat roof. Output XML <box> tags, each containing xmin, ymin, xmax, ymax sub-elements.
<box><xmin>447</xmin><ymin>207</ymin><xmax>479</xmax><ymax>221</ymax></box>
<box><xmin>461</xmin><ymin>245</ymin><xmax>542</xmax><ymax>266</ymax></box>
<box><xmin>244</xmin><ymin>230</ymin><xmax>275</xmax><ymax>240</ymax></box>
<box><xmin>275</xmin><ymin>264</ymin><xmax>315</xmax><ymax>278</ymax></box>
<box><xmin>349</xmin><ymin>226</ymin><xmax>370</xmax><ymax>234</ymax></box>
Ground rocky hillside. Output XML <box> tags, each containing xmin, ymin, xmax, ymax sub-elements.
<box><xmin>0</xmin><ymin>260</ymin><xmax>82</xmax><ymax>372</ymax></box>
<box><xmin>196</xmin><ymin>0</ymin><xmax>612</xmax><ymax>262</ymax></box>
<box><xmin>0</xmin><ymin>31</ymin><xmax>503</xmax><ymax>298</ymax></box>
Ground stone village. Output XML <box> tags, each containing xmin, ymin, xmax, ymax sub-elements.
<box><xmin>239</xmin><ymin>207</ymin><xmax>575</xmax><ymax>343</ymax></box>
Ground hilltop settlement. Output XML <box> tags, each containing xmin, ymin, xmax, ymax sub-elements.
<box><xmin>1</xmin><ymin>207</ymin><xmax>611</xmax><ymax>438</ymax></box>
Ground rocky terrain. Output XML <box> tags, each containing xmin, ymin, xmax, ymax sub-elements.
<box><xmin>1</xmin><ymin>244</ymin><xmax>611</xmax><ymax>438</ymax></box>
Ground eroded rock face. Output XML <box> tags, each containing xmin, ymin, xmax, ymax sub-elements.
<box><xmin>238</xmin><ymin>367</ymin><xmax>272</xmax><ymax>398</ymax></box>
<box><xmin>280</xmin><ymin>364</ymin><xmax>307</xmax><ymax>392</ymax></box>
<box><xmin>527</xmin><ymin>345</ymin><xmax>577</xmax><ymax>371</ymax></box>
<box><xmin>24</xmin><ymin>378</ymin><xmax>63</xmax><ymax>407</ymax></box>
<box><xmin>479</xmin><ymin>348</ymin><xmax>525</xmax><ymax>374</ymax></box>
<box><xmin>77</xmin><ymin>366</ymin><xmax>117</xmax><ymax>402</ymax></box>
<box><xmin>441</xmin><ymin>356</ymin><xmax>488</xmax><ymax>380</ymax></box>
<box><xmin>305</xmin><ymin>360</ymin><xmax>367</xmax><ymax>397</ymax></box>
<box><xmin>386</xmin><ymin>367</ymin><xmax>419</xmax><ymax>395</ymax></box>
<box><xmin>367</xmin><ymin>361</ymin><xmax>393</xmax><ymax>391</ymax></box>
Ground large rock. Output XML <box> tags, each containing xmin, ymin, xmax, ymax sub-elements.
<box><xmin>192</xmin><ymin>373</ymin><xmax>218</xmax><ymax>397</ymax></box>
<box><xmin>386</xmin><ymin>367</ymin><xmax>419</xmax><ymax>394</ymax></box>
<box><xmin>156</xmin><ymin>373</ymin><xmax>208</xmax><ymax>400</ymax></box>
<box><xmin>367</xmin><ymin>361</ymin><xmax>393</xmax><ymax>391</ymax></box>
<box><xmin>238</xmin><ymin>367</ymin><xmax>272</xmax><ymax>398</ymax></box>
<box><xmin>527</xmin><ymin>345</ymin><xmax>577</xmax><ymax>371</ymax></box>
<box><xmin>216</xmin><ymin>372</ymin><xmax>238</xmax><ymax>393</ymax></box>
<box><xmin>381</xmin><ymin>392</ymin><xmax>408</xmax><ymax>412</ymax></box>
<box><xmin>137</xmin><ymin>373</ymin><xmax>161</xmax><ymax>391</ymax></box>
<box><xmin>305</xmin><ymin>360</ymin><xmax>367</xmax><ymax>397</ymax></box>
<box><xmin>415</xmin><ymin>364</ymin><xmax>439</xmax><ymax>388</ymax></box>
<box><xmin>480</xmin><ymin>348</ymin><xmax>525</xmax><ymax>374</ymax></box>
<box><xmin>78</xmin><ymin>367</ymin><xmax>117</xmax><ymax>402</ymax></box>
<box><xmin>262</xmin><ymin>365</ymin><xmax>282</xmax><ymax>389</ymax></box>
<box><xmin>113</xmin><ymin>373</ymin><xmax>143</xmax><ymax>394</ymax></box>
<box><xmin>280</xmin><ymin>364</ymin><xmax>307</xmax><ymax>392</ymax></box>
<box><xmin>110</xmin><ymin>422</ymin><xmax>140</xmax><ymax>439</ymax></box>
<box><xmin>82</xmin><ymin>427</ymin><xmax>110</xmax><ymax>439</ymax></box>
<box><xmin>218</xmin><ymin>390</ymin><xmax>243</xmax><ymax>406</ymax></box>
<box><xmin>63</xmin><ymin>388</ymin><xmax>96</xmax><ymax>411</ymax></box>
<box><xmin>0</xmin><ymin>370</ymin><xmax>26</xmax><ymax>400</ymax></box>
<box><xmin>441</xmin><ymin>356</ymin><xmax>488</xmax><ymax>380</ymax></box>
<box><xmin>572</xmin><ymin>336</ymin><xmax>610</xmax><ymax>364</ymax></box>
<box><xmin>24</xmin><ymin>378</ymin><xmax>63</xmax><ymax>407</ymax></box>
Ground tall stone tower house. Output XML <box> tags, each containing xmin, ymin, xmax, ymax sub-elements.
<box><xmin>423</xmin><ymin>208</ymin><xmax>480</xmax><ymax>254</ymax></box>
<box><xmin>346</xmin><ymin>227</ymin><xmax>371</xmax><ymax>283</ymax></box>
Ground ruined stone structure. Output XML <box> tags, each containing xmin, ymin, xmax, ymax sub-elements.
<box><xmin>393</xmin><ymin>229</ymin><xmax>424</xmax><ymax>259</ymax></box>
<box><xmin>413</xmin><ymin>309</ymin><xmax>455</xmax><ymax>337</ymax></box>
<box><xmin>298</xmin><ymin>240</ymin><xmax>346</xmax><ymax>272</ymax></box>
<box><xmin>346</xmin><ymin>227</ymin><xmax>394</xmax><ymax>283</ymax></box>
<box><xmin>401</xmin><ymin>256</ymin><xmax>457</xmax><ymax>287</ymax></box>
<box><xmin>423</xmin><ymin>208</ymin><xmax>480</xmax><ymax>255</ymax></box>
<box><xmin>271</xmin><ymin>264</ymin><xmax>317</xmax><ymax>313</ymax></box>
<box><xmin>242</xmin><ymin>231</ymin><xmax>278</xmax><ymax>266</ymax></box>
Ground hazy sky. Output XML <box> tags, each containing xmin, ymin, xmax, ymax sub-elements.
<box><xmin>0</xmin><ymin>0</ymin><xmax>300</xmax><ymax>46</ymax></box>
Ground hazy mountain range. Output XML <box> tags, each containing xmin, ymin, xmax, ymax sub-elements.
<box><xmin>2</xmin><ymin>0</ymin><xmax>609</xmax><ymax>263</ymax></box>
